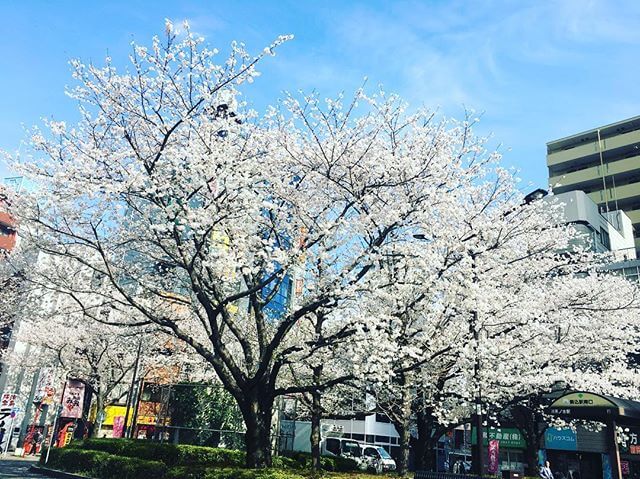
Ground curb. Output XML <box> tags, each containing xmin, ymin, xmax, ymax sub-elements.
<box><xmin>30</xmin><ymin>464</ymin><xmax>90</xmax><ymax>479</ymax></box>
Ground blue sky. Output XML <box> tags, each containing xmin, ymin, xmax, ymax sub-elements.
<box><xmin>2</xmin><ymin>0</ymin><xmax>640</xmax><ymax>190</ymax></box>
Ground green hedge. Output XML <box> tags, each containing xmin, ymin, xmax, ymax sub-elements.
<box><xmin>67</xmin><ymin>439</ymin><xmax>359</xmax><ymax>475</ymax></box>
<box><xmin>44</xmin><ymin>448</ymin><xmax>168</xmax><ymax>479</ymax></box>
<box><xmin>177</xmin><ymin>444</ymin><xmax>245</xmax><ymax>467</ymax></box>
<box><xmin>165</xmin><ymin>467</ymin><xmax>306</xmax><ymax>479</ymax></box>
<box><xmin>279</xmin><ymin>451</ymin><xmax>359</xmax><ymax>472</ymax></box>
<box><xmin>71</xmin><ymin>439</ymin><xmax>245</xmax><ymax>468</ymax></box>
<box><xmin>71</xmin><ymin>438</ymin><xmax>181</xmax><ymax>466</ymax></box>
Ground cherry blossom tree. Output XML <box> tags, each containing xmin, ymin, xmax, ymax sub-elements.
<box><xmin>3</xmin><ymin>21</ymin><xmax>503</xmax><ymax>466</ymax></box>
<box><xmin>6</xmin><ymin>22</ymin><xmax>639</xmax><ymax>470</ymax></box>
<box><xmin>351</xmin><ymin>170</ymin><xmax>640</xmax><ymax>474</ymax></box>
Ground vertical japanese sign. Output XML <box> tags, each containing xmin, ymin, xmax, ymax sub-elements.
<box><xmin>33</xmin><ymin>368</ymin><xmax>56</xmax><ymax>405</ymax></box>
<box><xmin>112</xmin><ymin>416</ymin><xmax>124</xmax><ymax>438</ymax></box>
<box><xmin>0</xmin><ymin>393</ymin><xmax>17</xmax><ymax>410</ymax></box>
<box><xmin>0</xmin><ymin>393</ymin><xmax>17</xmax><ymax>452</ymax></box>
<box><xmin>61</xmin><ymin>380</ymin><xmax>85</xmax><ymax>418</ymax></box>
<box><xmin>488</xmin><ymin>439</ymin><xmax>500</xmax><ymax>474</ymax></box>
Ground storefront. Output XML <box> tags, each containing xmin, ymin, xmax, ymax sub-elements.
<box><xmin>549</xmin><ymin>391</ymin><xmax>640</xmax><ymax>479</ymax></box>
<box><xmin>471</xmin><ymin>426</ymin><xmax>526</xmax><ymax>473</ymax></box>
<box><xmin>617</xmin><ymin>426</ymin><xmax>640</xmax><ymax>478</ymax></box>
<box><xmin>100</xmin><ymin>404</ymin><xmax>164</xmax><ymax>438</ymax></box>
<box><xmin>543</xmin><ymin>427</ymin><xmax>607</xmax><ymax>479</ymax></box>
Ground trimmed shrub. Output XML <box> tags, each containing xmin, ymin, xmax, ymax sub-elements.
<box><xmin>95</xmin><ymin>455</ymin><xmax>168</xmax><ymax>479</ymax></box>
<box><xmin>71</xmin><ymin>438</ymin><xmax>181</xmax><ymax>466</ymax></box>
<box><xmin>177</xmin><ymin>444</ymin><xmax>246</xmax><ymax>467</ymax></box>
<box><xmin>279</xmin><ymin>450</ymin><xmax>359</xmax><ymax>472</ymax></box>
<box><xmin>67</xmin><ymin>438</ymin><xmax>358</xmax><ymax>475</ymax></box>
<box><xmin>70</xmin><ymin>439</ymin><xmax>246</xmax><ymax>468</ymax></box>
<box><xmin>44</xmin><ymin>447</ymin><xmax>167</xmax><ymax>479</ymax></box>
<box><xmin>166</xmin><ymin>467</ymin><xmax>306</xmax><ymax>479</ymax></box>
<box><xmin>44</xmin><ymin>448</ymin><xmax>110</xmax><ymax>474</ymax></box>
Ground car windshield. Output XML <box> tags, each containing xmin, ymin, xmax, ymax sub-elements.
<box><xmin>342</xmin><ymin>441</ymin><xmax>362</xmax><ymax>457</ymax></box>
<box><xmin>376</xmin><ymin>447</ymin><xmax>392</xmax><ymax>459</ymax></box>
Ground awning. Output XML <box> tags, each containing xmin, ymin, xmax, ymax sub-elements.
<box><xmin>549</xmin><ymin>391</ymin><xmax>640</xmax><ymax>425</ymax></box>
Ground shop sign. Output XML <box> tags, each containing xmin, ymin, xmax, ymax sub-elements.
<box><xmin>61</xmin><ymin>380</ymin><xmax>85</xmax><ymax>418</ymax></box>
<box><xmin>619</xmin><ymin>428</ymin><xmax>640</xmax><ymax>454</ymax></box>
<box><xmin>103</xmin><ymin>405</ymin><xmax>166</xmax><ymax>426</ymax></box>
<box><xmin>471</xmin><ymin>427</ymin><xmax>526</xmax><ymax>449</ymax></box>
<box><xmin>0</xmin><ymin>393</ymin><xmax>17</xmax><ymax>409</ymax></box>
<box><xmin>33</xmin><ymin>368</ymin><xmax>56</xmax><ymax>405</ymax></box>
<box><xmin>551</xmin><ymin>392</ymin><xmax>617</xmax><ymax>409</ymax></box>
<box><xmin>488</xmin><ymin>440</ymin><xmax>499</xmax><ymax>474</ymax></box>
<box><xmin>112</xmin><ymin>416</ymin><xmax>124</xmax><ymax>438</ymax></box>
<box><xmin>544</xmin><ymin>428</ymin><xmax>577</xmax><ymax>451</ymax></box>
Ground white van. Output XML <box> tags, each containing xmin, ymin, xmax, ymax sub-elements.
<box><xmin>360</xmin><ymin>444</ymin><xmax>397</xmax><ymax>473</ymax></box>
<box><xmin>321</xmin><ymin>437</ymin><xmax>363</xmax><ymax>459</ymax></box>
<box><xmin>321</xmin><ymin>437</ymin><xmax>397</xmax><ymax>474</ymax></box>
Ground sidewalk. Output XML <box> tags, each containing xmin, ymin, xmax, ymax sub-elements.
<box><xmin>1</xmin><ymin>453</ymin><xmax>39</xmax><ymax>461</ymax></box>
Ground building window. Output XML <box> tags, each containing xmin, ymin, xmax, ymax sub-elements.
<box><xmin>600</xmin><ymin>227</ymin><xmax>611</xmax><ymax>249</ymax></box>
<box><xmin>375</xmin><ymin>413</ymin><xmax>391</xmax><ymax>423</ymax></box>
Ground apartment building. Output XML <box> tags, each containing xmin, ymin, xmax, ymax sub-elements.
<box><xmin>547</xmin><ymin>116</ymin><xmax>640</xmax><ymax>253</ymax></box>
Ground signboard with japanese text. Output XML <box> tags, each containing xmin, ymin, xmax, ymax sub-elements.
<box><xmin>0</xmin><ymin>393</ymin><xmax>17</xmax><ymax>409</ymax></box>
<box><xmin>33</xmin><ymin>368</ymin><xmax>56</xmax><ymax>405</ymax></box>
<box><xmin>620</xmin><ymin>428</ymin><xmax>640</xmax><ymax>454</ymax></box>
<box><xmin>471</xmin><ymin>427</ymin><xmax>526</xmax><ymax>449</ymax></box>
<box><xmin>551</xmin><ymin>392</ymin><xmax>617</xmax><ymax>409</ymax></box>
<box><xmin>112</xmin><ymin>416</ymin><xmax>124</xmax><ymax>438</ymax></box>
<box><xmin>61</xmin><ymin>380</ymin><xmax>85</xmax><ymax>418</ymax></box>
<box><xmin>544</xmin><ymin>428</ymin><xmax>577</xmax><ymax>451</ymax></box>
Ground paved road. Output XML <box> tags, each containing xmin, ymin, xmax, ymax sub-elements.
<box><xmin>0</xmin><ymin>458</ymin><xmax>55</xmax><ymax>478</ymax></box>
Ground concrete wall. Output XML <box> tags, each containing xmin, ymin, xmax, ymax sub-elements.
<box><xmin>549</xmin><ymin>190</ymin><xmax>636</xmax><ymax>259</ymax></box>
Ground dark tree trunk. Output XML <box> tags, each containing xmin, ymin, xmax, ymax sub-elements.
<box><xmin>396</xmin><ymin>418</ymin><xmax>412</xmax><ymax>476</ymax></box>
<box><xmin>392</xmin><ymin>375</ymin><xmax>413</xmax><ymax>476</ymax></box>
<box><xmin>525</xmin><ymin>439</ymin><xmax>539</xmax><ymax>476</ymax></box>
<box><xmin>415</xmin><ymin>407</ymin><xmax>444</xmax><ymax>472</ymax></box>
<box><xmin>240</xmin><ymin>392</ymin><xmax>274</xmax><ymax>468</ymax></box>
<box><xmin>519</xmin><ymin>409</ymin><xmax>543</xmax><ymax>476</ymax></box>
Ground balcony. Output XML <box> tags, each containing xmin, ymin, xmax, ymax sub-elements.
<box><xmin>547</xmin><ymin>129</ymin><xmax>640</xmax><ymax>166</ymax></box>
<box><xmin>587</xmin><ymin>180</ymin><xmax>640</xmax><ymax>208</ymax></box>
<box><xmin>550</xmin><ymin>155</ymin><xmax>640</xmax><ymax>191</ymax></box>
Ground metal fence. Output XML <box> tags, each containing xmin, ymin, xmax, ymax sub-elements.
<box><xmin>414</xmin><ymin>472</ymin><xmax>498</xmax><ymax>479</ymax></box>
<box><xmin>137</xmin><ymin>424</ymin><xmax>294</xmax><ymax>456</ymax></box>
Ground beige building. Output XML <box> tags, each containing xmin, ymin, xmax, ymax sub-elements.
<box><xmin>547</xmin><ymin>115</ymin><xmax>640</xmax><ymax>253</ymax></box>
